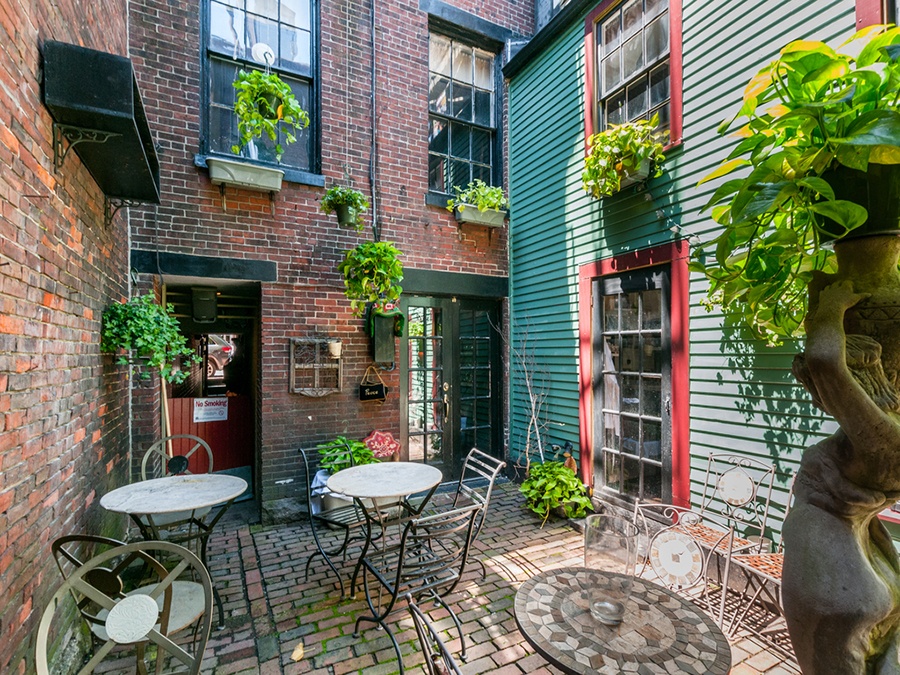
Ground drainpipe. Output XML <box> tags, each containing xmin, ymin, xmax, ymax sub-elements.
<box><xmin>369</xmin><ymin>0</ymin><xmax>379</xmax><ymax>242</ymax></box>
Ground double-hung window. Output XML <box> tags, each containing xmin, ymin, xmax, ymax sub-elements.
<box><xmin>586</xmin><ymin>0</ymin><xmax>681</xmax><ymax>143</ymax></box>
<box><xmin>428</xmin><ymin>35</ymin><xmax>496</xmax><ymax>194</ymax></box>
<box><xmin>205</xmin><ymin>0</ymin><xmax>315</xmax><ymax>172</ymax></box>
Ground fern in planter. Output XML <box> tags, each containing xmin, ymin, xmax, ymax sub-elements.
<box><xmin>582</xmin><ymin>114</ymin><xmax>667</xmax><ymax>199</ymax></box>
<box><xmin>321</xmin><ymin>185</ymin><xmax>369</xmax><ymax>231</ymax></box>
<box><xmin>520</xmin><ymin>460</ymin><xmax>593</xmax><ymax>526</ymax></box>
<box><xmin>232</xmin><ymin>69</ymin><xmax>310</xmax><ymax>162</ymax></box>
<box><xmin>337</xmin><ymin>241</ymin><xmax>404</xmax><ymax>317</ymax></box>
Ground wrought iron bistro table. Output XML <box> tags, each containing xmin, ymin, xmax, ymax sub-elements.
<box><xmin>514</xmin><ymin>567</ymin><xmax>732</xmax><ymax>675</ymax></box>
<box><xmin>100</xmin><ymin>473</ymin><xmax>247</xmax><ymax>629</ymax></box>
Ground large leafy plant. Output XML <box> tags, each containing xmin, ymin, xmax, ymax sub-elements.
<box><xmin>520</xmin><ymin>461</ymin><xmax>593</xmax><ymax>526</ymax></box>
<box><xmin>337</xmin><ymin>241</ymin><xmax>404</xmax><ymax>317</ymax></box>
<box><xmin>232</xmin><ymin>69</ymin><xmax>310</xmax><ymax>162</ymax></box>
<box><xmin>317</xmin><ymin>436</ymin><xmax>377</xmax><ymax>473</ymax></box>
<box><xmin>691</xmin><ymin>26</ymin><xmax>900</xmax><ymax>345</ymax></box>
<box><xmin>582</xmin><ymin>114</ymin><xmax>667</xmax><ymax>198</ymax></box>
<box><xmin>101</xmin><ymin>294</ymin><xmax>197</xmax><ymax>384</ymax></box>
<box><xmin>446</xmin><ymin>179</ymin><xmax>509</xmax><ymax>212</ymax></box>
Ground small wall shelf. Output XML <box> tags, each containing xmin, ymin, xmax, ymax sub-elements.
<box><xmin>290</xmin><ymin>338</ymin><xmax>342</xmax><ymax>397</ymax></box>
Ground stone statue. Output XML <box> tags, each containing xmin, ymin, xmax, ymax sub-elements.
<box><xmin>783</xmin><ymin>235</ymin><xmax>900</xmax><ymax>673</ymax></box>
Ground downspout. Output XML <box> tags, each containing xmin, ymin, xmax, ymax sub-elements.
<box><xmin>369</xmin><ymin>0</ymin><xmax>379</xmax><ymax>242</ymax></box>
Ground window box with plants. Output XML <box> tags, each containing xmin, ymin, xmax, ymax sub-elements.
<box><xmin>321</xmin><ymin>185</ymin><xmax>369</xmax><ymax>232</ymax></box>
<box><xmin>582</xmin><ymin>114</ymin><xmax>667</xmax><ymax>199</ymax></box>
<box><xmin>207</xmin><ymin>68</ymin><xmax>310</xmax><ymax>194</ymax></box>
<box><xmin>446</xmin><ymin>179</ymin><xmax>509</xmax><ymax>228</ymax></box>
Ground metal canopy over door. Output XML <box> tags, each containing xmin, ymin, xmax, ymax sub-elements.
<box><xmin>401</xmin><ymin>296</ymin><xmax>502</xmax><ymax>480</ymax></box>
<box><xmin>593</xmin><ymin>266</ymin><xmax>671</xmax><ymax>503</ymax></box>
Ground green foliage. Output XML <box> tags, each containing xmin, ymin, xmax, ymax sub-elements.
<box><xmin>231</xmin><ymin>69</ymin><xmax>310</xmax><ymax>162</ymax></box>
<box><xmin>519</xmin><ymin>461</ymin><xmax>593</xmax><ymax>526</ymax></box>
<box><xmin>317</xmin><ymin>436</ymin><xmax>377</xmax><ymax>473</ymax></box>
<box><xmin>446</xmin><ymin>179</ymin><xmax>509</xmax><ymax>213</ymax></box>
<box><xmin>321</xmin><ymin>185</ymin><xmax>370</xmax><ymax>231</ymax></box>
<box><xmin>582</xmin><ymin>114</ymin><xmax>667</xmax><ymax>198</ymax></box>
<box><xmin>337</xmin><ymin>241</ymin><xmax>404</xmax><ymax>317</ymax></box>
<box><xmin>101</xmin><ymin>294</ymin><xmax>198</xmax><ymax>384</ymax></box>
<box><xmin>692</xmin><ymin>26</ymin><xmax>900</xmax><ymax>345</ymax></box>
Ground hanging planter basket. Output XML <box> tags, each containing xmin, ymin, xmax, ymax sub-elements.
<box><xmin>335</xmin><ymin>204</ymin><xmax>358</xmax><ymax>228</ymax></box>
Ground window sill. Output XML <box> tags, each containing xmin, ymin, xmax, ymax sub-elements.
<box><xmin>194</xmin><ymin>154</ymin><xmax>325</xmax><ymax>188</ymax></box>
<box><xmin>426</xmin><ymin>190</ymin><xmax>453</xmax><ymax>209</ymax></box>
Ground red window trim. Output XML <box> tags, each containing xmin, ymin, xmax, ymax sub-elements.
<box><xmin>583</xmin><ymin>0</ymin><xmax>683</xmax><ymax>154</ymax></box>
<box><xmin>578</xmin><ymin>241</ymin><xmax>690</xmax><ymax>506</ymax></box>
<box><xmin>855</xmin><ymin>0</ymin><xmax>886</xmax><ymax>28</ymax></box>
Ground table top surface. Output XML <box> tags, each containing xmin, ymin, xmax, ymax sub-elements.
<box><xmin>326</xmin><ymin>462</ymin><xmax>442</xmax><ymax>500</ymax></box>
<box><xmin>100</xmin><ymin>474</ymin><xmax>248</xmax><ymax>515</ymax></box>
<box><xmin>514</xmin><ymin>567</ymin><xmax>732</xmax><ymax>675</ymax></box>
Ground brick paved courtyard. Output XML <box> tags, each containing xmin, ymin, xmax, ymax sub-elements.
<box><xmin>93</xmin><ymin>482</ymin><xmax>800</xmax><ymax>674</ymax></box>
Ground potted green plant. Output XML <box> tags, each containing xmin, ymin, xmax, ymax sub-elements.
<box><xmin>337</xmin><ymin>241</ymin><xmax>404</xmax><ymax>317</ymax></box>
<box><xmin>321</xmin><ymin>185</ymin><xmax>370</xmax><ymax>231</ymax></box>
<box><xmin>207</xmin><ymin>69</ymin><xmax>310</xmax><ymax>193</ymax></box>
<box><xmin>519</xmin><ymin>460</ymin><xmax>593</xmax><ymax>527</ymax></box>
<box><xmin>582</xmin><ymin>114</ymin><xmax>667</xmax><ymax>199</ymax></box>
<box><xmin>317</xmin><ymin>436</ymin><xmax>377</xmax><ymax>473</ymax></box>
<box><xmin>446</xmin><ymin>179</ymin><xmax>509</xmax><ymax>227</ymax></box>
<box><xmin>691</xmin><ymin>26</ymin><xmax>900</xmax><ymax>345</ymax></box>
<box><xmin>101</xmin><ymin>294</ymin><xmax>199</xmax><ymax>437</ymax></box>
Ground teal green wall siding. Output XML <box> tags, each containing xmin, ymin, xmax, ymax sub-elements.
<box><xmin>507</xmin><ymin>0</ymin><xmax>856</xmax><ymax>524</ymax></box>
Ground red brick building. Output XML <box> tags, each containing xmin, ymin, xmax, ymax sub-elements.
<box><xmin>0</xmin><ymin>0</ymin><xmax>530</xmax><ymax>669</ymax></box>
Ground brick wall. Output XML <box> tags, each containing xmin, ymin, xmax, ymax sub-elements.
<box><xmin>0</xmin><ymin>1</ymin><xmax>133</xmax><ymax>672</ymax></box>
<box><xmin>128</xmin><ymin>0</ymin><xmax>532</xmax><ymax>512</ymax></box>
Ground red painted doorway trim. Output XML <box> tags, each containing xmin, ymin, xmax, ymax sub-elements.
<box><xmin>578</xmin><ymin>241</ymin><xmax>690</xmax><ymax>506</ymax></box>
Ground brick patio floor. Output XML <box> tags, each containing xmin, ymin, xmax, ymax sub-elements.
<box><xmin>94</xmin><ymin>482</ymin><xmax>801</xmax><ymax>674</ymax></box>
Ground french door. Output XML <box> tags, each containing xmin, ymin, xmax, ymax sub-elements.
<box><xmin>401</xmin><ymin>296</ymin><xmax>502</xmax><ymax>479</ymax></box>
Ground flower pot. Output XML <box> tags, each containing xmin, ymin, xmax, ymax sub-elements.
<box><xmin>257</xmin><ymin>94</ymin><xmax>282</xmax><ymax>119</ymax></box>
<box><xmin>619</xmin><ymin>157</ymin><xmax>652</xmax><ymax>189</ymax></box>
<box><xmin>819</xmin><ymin>163</ymin><xmax>900</xmax><ymax>241</ymax></box>
<box><xmin>334</xmin><ymin>204</ymin><xmax>357</xmax><ymax>227</ymax></box>
<box><xmin>207</xmin><ymin>157</ymin><xmax>284</xmax><ymax>193</ymax></box>
<box><xmin>326</xmin><ymin>339</ymin><xmax>342</xmax><ymax>358</ymax></box>
<box><xmin>453</xmin><ymin>204</ymin><xmax>506</xmax><ymax>228</ymax></box>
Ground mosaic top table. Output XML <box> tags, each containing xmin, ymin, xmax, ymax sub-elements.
<box><xmin>514</xmin><ymin>567</ymin><xmax>732</xmax><ymax>675</ymax></box>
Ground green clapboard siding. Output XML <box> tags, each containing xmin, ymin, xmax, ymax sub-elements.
<box><xmin>507</xmin><ymin>0</ymin><xmax>855</xmax><ymax>529</ymax></box>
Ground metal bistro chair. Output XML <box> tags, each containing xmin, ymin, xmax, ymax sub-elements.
<box><xmin>407</xmin><ymin>593</ymin><xmax>463</xmax><ymax>675</ymax></box>
<box><xmin>412</xmin><ymin>448</ymin><xmax>506</xmax><ymax>579</ymax></box>
<box><xmin>40</xmin><ymin>538</ymin><xmax>213</xmax><ymax>675</ymax></box>
<box><xmin>353</xmin><ymin>503</ymin><xmax>482</xmax><ymax>675</ymax></box>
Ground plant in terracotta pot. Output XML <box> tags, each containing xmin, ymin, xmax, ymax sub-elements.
<box><xmin>446</xmin><ymin>179</ymin><xmax>509</xmax><ymax>227</ymax></box>
<box><xmin>231</xmin><ymin>68</ymin><xmax>310</xmax><ymax>162</ymax></box>
<box><xmin>337</xmin><ymin>241</ymin><xmax>404</xmax><ymax>317</ymax></box>
<box><xmin>582</xmin><ymin>114</ymin><xmax>667</xmax><ymax>199</ymax></box>
<box><xmin>321</xmin><ymin>185</ymin><xmax>370</xmax><ymax>231</ymax></box>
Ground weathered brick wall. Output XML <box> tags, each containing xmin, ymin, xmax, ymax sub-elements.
<box><xmin>128</xmin><ymin>0</ymin><xmax>532</xmax><ymax>513</ymax></box>
<box><xmin>0</xmin><ymin>1</ymin><xmax>133</xmax><ymax>672</ymax></box>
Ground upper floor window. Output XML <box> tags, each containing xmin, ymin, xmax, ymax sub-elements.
<box><xmin>428</xmin><ymin>34</ymin><xmax>496</xmax><ymax>194</ymax></box>
<box><xmin>205</xmin><ymin>0</ymin><xmax>314</xmax><ymax>171</ymax></box>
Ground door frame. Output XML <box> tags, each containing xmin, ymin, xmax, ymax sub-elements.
<box><xmin>578</xmin><ymin>241</ymin><xmax>690</xmax><ymax>506</ymax></box>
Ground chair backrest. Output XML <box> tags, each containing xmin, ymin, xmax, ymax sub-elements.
<box><xmin>41</xmin><ymin>539</ymin><xmax>213</xmax><ymax>675</ymax></box>
<box><xmin>406</xmin><ymin>593</ymin><xmax>463</xmax><ymax>675</ymax></box>
<box><xmin>141</xmin><ymin>434</ymin><xmax>213</xmax><ymax>480</ymax></box>
<box><xmin>697</xmin><ymin>453</ymin><xmax>775</xmax><ymax>544</ymax></box>
<box><xmin>453</xmin><ymin>448</ymin><xmax>506</xmax><ymax>540</ymax></box>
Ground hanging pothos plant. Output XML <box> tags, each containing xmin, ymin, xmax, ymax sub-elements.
<box><xmin>690</xmin><ymin>25</ymin><xmax>900</xmax><ymax>345</ymax></box>
<box><xmin>232</xmin><ymin>69</ymin><xmax>310</xmax><ymax>162</ymax></box>
<box><xmin>337</xmin><ymin>241</ymin><xmax>404</xmax><ymax>317</ymax></box>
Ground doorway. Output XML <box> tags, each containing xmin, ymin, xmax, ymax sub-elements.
<box><xmin>401</xmin><ymin>296</ymin><xmax>503</xmax><ymax>479</ymax></box>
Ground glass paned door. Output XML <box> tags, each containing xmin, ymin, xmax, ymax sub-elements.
<box><xmin>593</xmin><ymin>267</ymin><xmax>671</xmax><ymax>503</ymax></box>
<box><xmin>402</xmin><ymin>297</ymin><xmax>502</xmax><ymax>479</ymax></box>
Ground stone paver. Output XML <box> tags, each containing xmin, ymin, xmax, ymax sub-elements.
<box><xmin>102</xmin><ymin>483</ymin><xmax>802</xmax><ymax>674</ymax></box>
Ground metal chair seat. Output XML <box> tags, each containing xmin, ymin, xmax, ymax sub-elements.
<box><xmin>678</xmin><ymin>522</ymin><xmax>756</xmax><ymax>553</ymax></box>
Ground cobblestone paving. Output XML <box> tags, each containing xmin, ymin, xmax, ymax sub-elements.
<box><xmin>94</xmin><ymin>482</ymin><xmax>801</xmax><ymax>674</ymax></box>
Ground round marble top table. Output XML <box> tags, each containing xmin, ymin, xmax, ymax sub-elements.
<box><xmin>514</xmin><ymin>567</ymin><xmax>732</xmax><ymax>675</ymax></box>
<box><xmin>100</xmin><ymin>474</ymin><xmax>248</xmax><ymax>515</ymax></box>
<box><xmin>326</xmin><ymin>462</ymin><xmax>442</xmax><ymax>500</ymax></box>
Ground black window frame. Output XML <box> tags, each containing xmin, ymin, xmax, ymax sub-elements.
<box><xmin>197</xmin><ymin>0</ymin><xmax>323</xmax><ymax>185</ymax></box>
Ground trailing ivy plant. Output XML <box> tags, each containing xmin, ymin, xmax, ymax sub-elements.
<box><xmin>520</xmin><ymin>460</ymin><xmax>593</xmax><ymax>526</ymax></box>
<box><xmin>321</xmin><ymin>185</ymin><xmax>370</xmax><ymax>231</ymax></box>
<box><xmin>232</xmin><ymin>69</ymin><xmax>310</xmax><ymax>162</ymax></box>
<box><xmin>582</xmin><ymin>114</ymin><xmax>667</xmax><ymax>199</ymax></box>
<box><xmin>690</xmin><ymin>26</ymin><xmax>900</xmax><ymax>345</ymax></box>
<box><xmin>317</xmin><ymin>436</ymin><xmax>377</xmax><ymax>473</ymax></box>
<box><xmin>101</xmin><ymin>294</ymin><xmax>197</xmax><ymax>384</ymax></box>
<box><xmin>446</xmin><ymin>179</ymin><xmax>509</xmax><ymax>213</ymax></box>
<box><xmin>337</xmin><ymin>241</ymin><xmax>404</xmax><ymax>317</ymax></box>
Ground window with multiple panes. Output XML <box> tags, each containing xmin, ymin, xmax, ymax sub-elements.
<box><xmin>428</xmin><ymin>35</ymin><xmax>496</xmax><ymax>194</ymax></box>
<box><xmin>206</xmin><ymin>0</ymin><xmax>314</xmax><ymax>171</ymax></box>
<box><xmin>593</xmin><ymin>0</ymin><xmax>670</xmax><ymax>134</ymax></box>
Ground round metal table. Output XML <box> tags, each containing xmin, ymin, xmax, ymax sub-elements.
<box><xmin>326</xmin><ymin>461</ymin><xmax>443</xmax><ymax>501</ymax></box>
<box><xmin>514</xmin><ymin>567</ymin><xmax>732</xmax><ymax>675</ymax></box>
